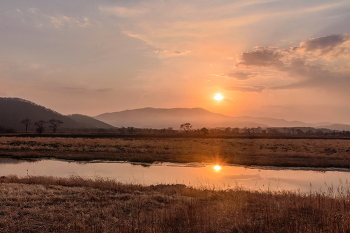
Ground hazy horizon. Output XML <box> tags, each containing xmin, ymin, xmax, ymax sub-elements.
<box><xmin>2</xmin><ymin>97</ymin><xmax>346</xmax><ymax>125</ymax></box>
<box><xmin>1</xmin><ymin>1</ymin><xmax>350</xmax><ymax>124</ymax></box>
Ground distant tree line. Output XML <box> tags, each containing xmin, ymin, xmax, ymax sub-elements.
<box><xmin>1</xmin><ymin>120</ymin><xmax>349</xmax><ymax>138</ymax></box>
<box><xmin>99</xmin><ymin>124</ymin><xmax>350</xmax><ymax>138</ymax></box>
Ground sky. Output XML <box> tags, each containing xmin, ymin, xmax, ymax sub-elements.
<box><xmin>1</xmin><ymin>0</ymin><xmax>350</xmax><ymax>124</ymax></box>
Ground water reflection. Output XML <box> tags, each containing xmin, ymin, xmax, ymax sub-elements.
<box><xmin>0</xmin><ymin>158</ymin><xmax>35</xmax><ymax>164</ymax></box>
<box><xmin>130</xmin><ymin>162</ymin><xmax>151</xmax><ymax>168</ymax></box>
<box><xmin>1</xmin><ymin>158</ymin><xmax>350</xmax><ymax>193</ymax></box>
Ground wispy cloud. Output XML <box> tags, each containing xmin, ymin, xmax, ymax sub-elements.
<box><xmin>58</xmin><ymin>86</ymin><xmax>114</xmax><ymax>94</ymax></box>
<box><xmin>99</xmin><ymin>6</ymin><xmax>147</xmax><ymax>18</ymax></box>
<box><xmin>49</xmin><ymin>15</ymin><xmax>91</xmax><ymax>28</ymax></box>
<box><xmin>153</xmin><ymin>49</ymin><xmax>191</xmax><ymax>58</ymax></box>
<box><xmin>227</xmin><ymin>86</ymin><xmax>265</xmax><ymax>93</ymax></box>
<box><xmin>212</xmin><ymin>72</ymin><xmax>254</xmax><ymax>80</ymax></box>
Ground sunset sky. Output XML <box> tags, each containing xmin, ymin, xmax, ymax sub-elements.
<box><xmin>1</xmin><ymin>0</ymin><xmax>350</xmax><ymax>124</ymax></box>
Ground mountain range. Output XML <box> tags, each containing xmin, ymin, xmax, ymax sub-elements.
<box><xmin>95</xmin><ymin>107</ymin><xmax>350</xmax><ymax>130</ymax></box>
<box><xmin>1</xmin><ymin>97</ymin><xmax>350</xmax><ymax>131</ymax></box>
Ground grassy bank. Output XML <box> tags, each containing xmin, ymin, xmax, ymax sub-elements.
<box><xmin>1</xmin><ymin>137</ymin><xmax>350</xmax><ymax>168</ymax></box>
<box><xmin>1</xmin><ymin>175</ymin><xmax>350</xmax><ymax>232</ymax></box>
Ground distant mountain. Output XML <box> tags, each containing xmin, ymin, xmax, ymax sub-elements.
<box><xmin>95</xmin><ymin>107</ymin><xmax>268</xmax><ymax>129</ymax></box>
<box><xmin>67</xmin><ymin>114</ymin><xmax>114</xmax><ymax>129</ymax></box>
<box><xmin>95</xmin><ymin>107</ymin><xmax>350</xmax><ymax>130</ymax></box>
<box><xmin>2</xmin><ymin>98</ymin><xmax>350</xmax><ymax>132</ymax></box>
<box><xmin>231</xmin><ymin>116</ymin><xmax>311</xmax><ymax>127</ymax></box>
<box><xmin>0</xmin><ymin>97</ymin><xmax>108</xmax><ymax>131</ymax></box>
<box><xmin>317</xmin><ymin>124</ymin><xmax>350</xmax><ymax>131</ymax></box>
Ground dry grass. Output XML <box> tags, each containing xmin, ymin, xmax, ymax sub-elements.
<box><xmin>1</xmin><ymin>137</ymin><xmax>350</xmax><ymax>167</ymax></box>
<box><xmin>1</xmin><ymin>175</ymin><xmax>350</xmax><ymax>232</ymax></box>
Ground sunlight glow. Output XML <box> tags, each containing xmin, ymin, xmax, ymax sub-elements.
<box><xmin>214</xmin><ymin>93</ymin><xmax>224</xmax><ymax>101</ymax></box>
<box><xmin>213</xmin><ymin>165</ymin><xmax>222</xmax><ymax>171</ymax></box>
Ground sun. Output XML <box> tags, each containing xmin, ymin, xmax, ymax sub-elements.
<box><xmin>214</xmin><ymin>93</ymin><xmax>224</xmax><ymax>101</ymax></box>
<box><xmin>213</xmin><ymin>165</ymin><xmax>222</xmax><ymax>171</ymax></box>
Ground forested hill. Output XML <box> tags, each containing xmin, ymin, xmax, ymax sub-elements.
<box><xmin>67</xmin><ymin>114</ymin><xmax>113</xmax><ymax>129</ymax></box>
<box><xmin>0</xmin><ymin>98</ymin><xmax>80</xmax><ymax>131</ymax></box>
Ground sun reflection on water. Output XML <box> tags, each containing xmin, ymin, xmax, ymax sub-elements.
<box><xmin>213</xmin><ymin>165</ymin><xmax>222</xmax><ymax>171</ymax></box>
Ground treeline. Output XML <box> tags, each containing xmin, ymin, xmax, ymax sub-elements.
<box><xmin>113</xmin><ymin>125</ymin><xmax>350</xmax><ymax>137</ymax></box>
<box><xmin>47</xmin><ymin>125</ymin><xmax>350</xmax><ymax>138</ymax></box>
<box><xmin>2</xmin><ymin>121</ymin><xmax>350</xmax><ymax>138</ymax></box>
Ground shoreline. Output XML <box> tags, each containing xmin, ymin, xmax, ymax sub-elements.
<box><xmin>2</xmin><ymin>156</ymin><xmax>350</xmax><ymax>173</ymax></box>
<box><xmin>1</xmin><ymin>136</ymin><xmax>350</xmax><ymax>168</ymax></box>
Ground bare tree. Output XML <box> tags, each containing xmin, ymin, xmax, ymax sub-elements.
<box><xmin>20</xmin><ymin>118</ymin><xmax>31</xmax><ymax>133</ymax></box>
<box><xmin>180</xmin><ymin>123</ymin><xmax>192</xmax><ymax>133</ymax></box>
<box><xmin>34</xmin><ymin>120</ymin><xmax>46</xmax><ymax>134</ymax></box>
<box><xmin>48</xmin><ymin>119</ymin><xmax>63</xmax><ymax>133</ymax></box>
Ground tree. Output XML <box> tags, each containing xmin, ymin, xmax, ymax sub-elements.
<box><xmin>180</xmin><ymin>123</ymin><xmax>192</xmax><ymax>133</ymax></box>
<box><xmin>201</xmin><ymin>127</ymin><xmax>209</xmax><ymax>135</ymax></box>
<box><xmin>20</xmin><ymin>118</ymin><xmax>31</xmax><ymax>133</ymax></box>
<box><xmin>232</xmin><ymin>128</ymin><xmax>240</xmax><ymax>134</ymax></box>
<box><xmin>34</xmin><ymin>120</ymin><xmax>46</xmax><ymax>134</ymax></box>
<box><xmin>127</xmin><ymin>127</ymin><xmax>135</xmax><ymax>134</ymax></box>
<box><xmin>48</xmin><ymin>119</ymin><xmax>63</xmax><ymax>133</ymax></box>
<box><xmin>119</xmin><ymin>127</ymin><xmax>126</xmax><ymax>134</ymax></box>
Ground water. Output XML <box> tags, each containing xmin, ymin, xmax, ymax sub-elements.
<box><xmin>1</xmin><ymin>158</ymin><xmax>350</xmax><ymax>193</ymax></box>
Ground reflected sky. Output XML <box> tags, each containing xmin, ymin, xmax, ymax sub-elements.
<box><xmin>1</xmin><ymin>158</ymin><xmax>350</xmax><ymax>193</ymax></box>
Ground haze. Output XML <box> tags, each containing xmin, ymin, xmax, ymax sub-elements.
<box><xmin>1</xmin><ymin>0</ymin><xmax>350</xmax><ymax>124</ymax></box>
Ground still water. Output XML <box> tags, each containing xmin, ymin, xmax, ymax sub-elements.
<box><xmin>1</xmin><ymin>158</ymin><xmax>350</xmax><ymax>193</ymax></box>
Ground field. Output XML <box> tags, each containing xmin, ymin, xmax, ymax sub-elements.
<box><xmin>1</xmin><ymin>136</ymin><xmax>350</xmax><ymax>168</ymax></box>
<box><xmin>1</xmin><ymin>175</ymin><xmax>350</xmax><ymax>233</ymax></box>
<box><xmin>2</xmin><ymin>136</ymin><xmax>350</xmax><ymax>232</ymax></box>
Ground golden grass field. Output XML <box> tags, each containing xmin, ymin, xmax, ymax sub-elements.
<box><xmin>1</xmin><ymin>136</ymin><xmax>350</xmax><ymax>167</ymax></box>
<box><xmin>1</xmin><ymin>175</ymin><xmax>350</xmax><ymax>233</ymax></box>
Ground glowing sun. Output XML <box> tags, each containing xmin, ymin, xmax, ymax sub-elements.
<box><xmin>213</xmin><ymin>165</ymin><xmax>222</xmax><ymax>171</ymax></box>
<box><xmin>214</xmin><ymin>93</ymin><xmax>224</xmax><ymax>101</ymax></box>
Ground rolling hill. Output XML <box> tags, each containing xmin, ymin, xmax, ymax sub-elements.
<box><xmin>0</xmin><ymin>98</ymin><xmax>113</xmax><ymax>131</ymax></box>
<box><xmin>67</xmin><ymin>114</ymin><xmax>113</xmax><ymax>129</ymax></box>
<box><xmin>95</xmin><ymin>107</ymin><xmax>269</xmax><ymax>129</ymax></box>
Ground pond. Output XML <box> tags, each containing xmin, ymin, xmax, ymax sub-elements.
<box><xmin>1</xmin><ymin>158</ymin><xmax>350</xmax><ymax>194</ymax></box>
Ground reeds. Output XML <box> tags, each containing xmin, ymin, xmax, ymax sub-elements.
<box><xmin>1</xmin><ymin>175</ymin><xmax>350</xmax><ymax>232</ymax></box>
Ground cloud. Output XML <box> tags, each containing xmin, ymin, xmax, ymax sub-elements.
<box><xmin>59</xmin><ymin>86</ymin><xmax>113</xmax><ymax>93</ymax></box>
<box><xmin>212</xmin><ymin>72</ymin><xmax>254</xmax><ymax>80</ymax></box>
<box><xmin>239</xmin><ymin>47</ymin><xmax>284</xmax><ymax>67</ymax></box>
<box><xmin>99</xmin><ymin>6</ymin><xmax>147</xmax><ymax>18</ymax></box>
<box><xmin>49</xmin><ymin>15</ymin><xmax>90</xmax><ymax>28</ymax></box>
<box><xmin>234</xmin><ymin>34</ymin><xmax>350</xmax><ymax>92</ymax></box>
<box><xmin>298</xmin><ymin>34</ymin><xmax>349</xmax><ymax>55</ymax></box>
<box><xmin>227</xmin><ymin>86</ymin><xmax>265</xmax><ymax>93</ymax></box>
<box><xmin>153</xmin><ymin>49</ymin><xmax>191</xmax><ymax>58</ymax></box>
<box><xmin>227</xmin><ymin>72</ymin><xmax>253</xmax><ymax>80</ymax></box>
